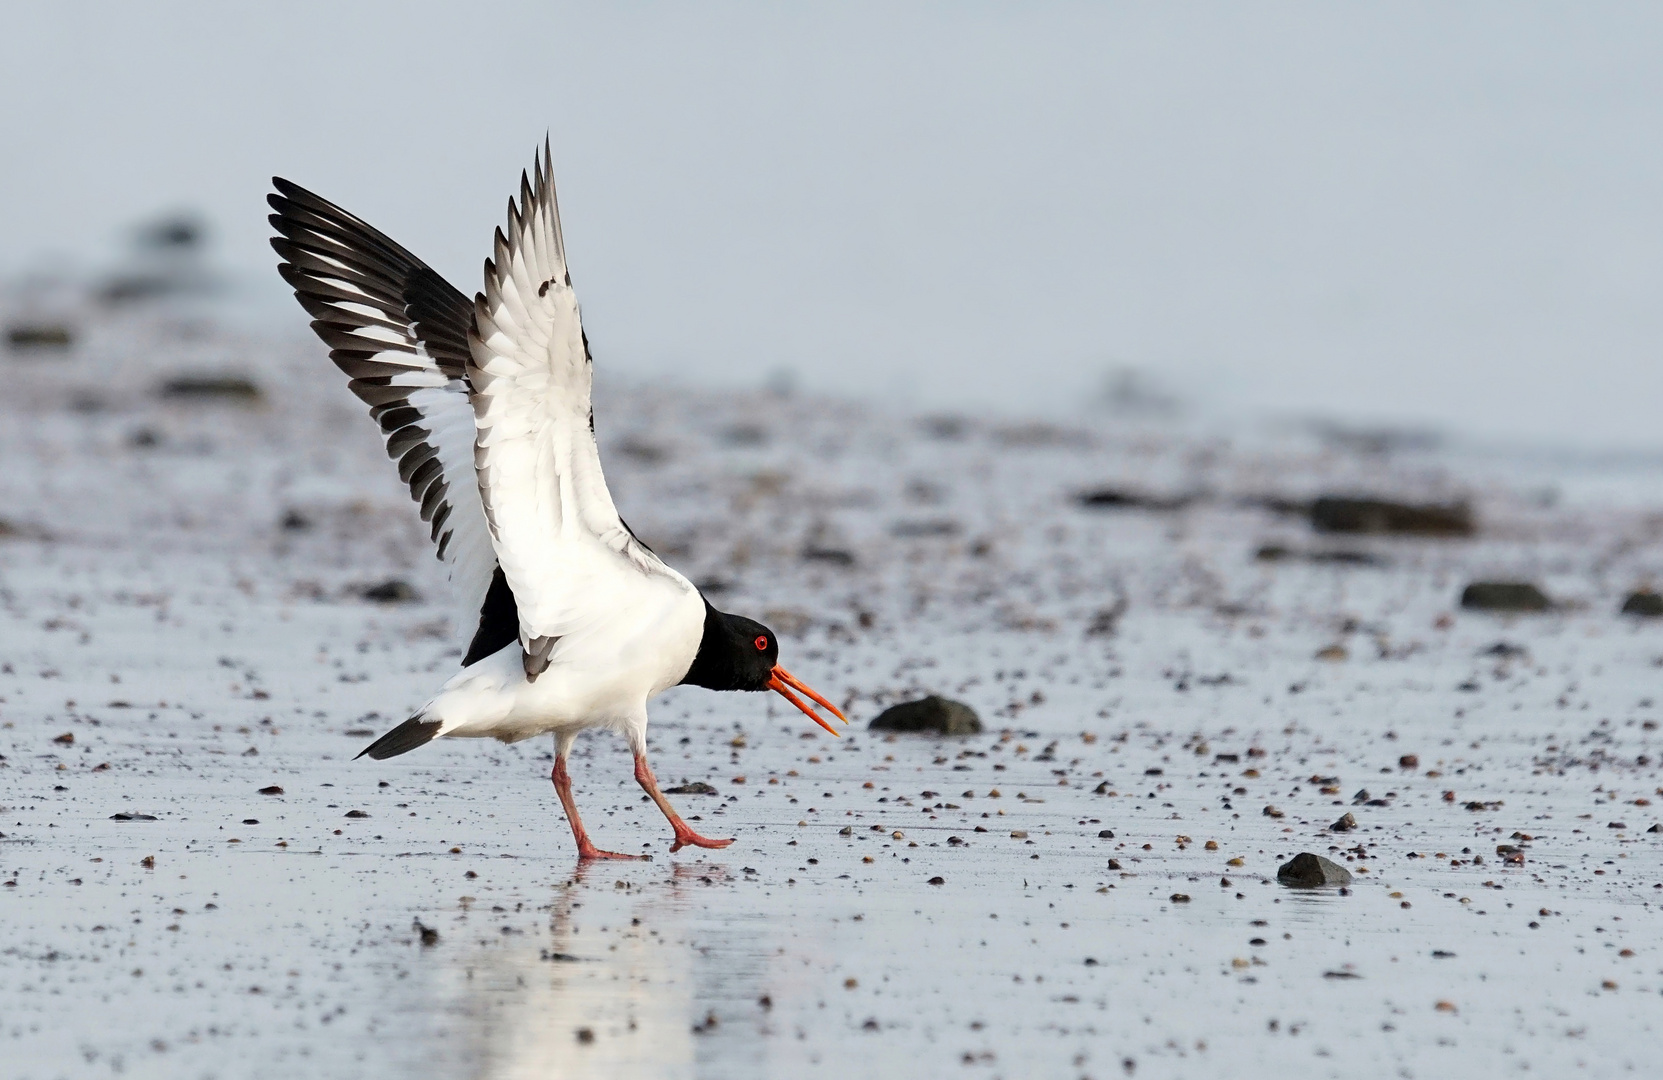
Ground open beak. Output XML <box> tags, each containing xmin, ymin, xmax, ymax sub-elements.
<box><xmin>766</xmin><ymin>665</ymin><xmax>848</xmax><ymax>737</ymax></box>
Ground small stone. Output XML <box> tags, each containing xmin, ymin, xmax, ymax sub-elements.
<box><xmin>52</xmin><ymin>732</ymin><xmax>74</xmax><ymax>746</ymax></box>
<box><xmin>1621</xmin><ymin>591</ymin><xmax>1663</xmax><ymax>617</ymax></box>
<box><xmin>1076</xmin><ymin>487</ymin><xmax>1192</xmax><ymax>512</ymax></box>
<box><xmin>360</xmin><ymin>579</ymin><xmax>420</xmax><ymax>603</ymax></box>
<box><xmin>1277</xmin><ymin>852</ymin><xmax>1354</xmax><ymax>888</ymax></box>
<box><xmin>927</xmin><ymin>876</ymin><xmax>945</xmax><ymax>885</ymax></box>
<box><xmin>867</xmin><ymin>695</ymin><xmax>982</xmax><ymax>735</ymax></box>
<box><xmin>344</xmin><ymin>810</ymin><xmax>369</xmax><ymax>819</ymax></box>
<box><xmin>1398</xmin><ymin>754</ymin><xmax>1419</xmax><ymax>769</ymax></box>
<box><xmin>575</xmin><ymin>1027</ymin><xmax>595</xmax><ymax>1044</ymax></box>
<box><xmin>1107</xmin><ymin>859</ymin><xmax>1123</xmax><ymax>870</ymax></box>
<box><xmin>158</xmin><ymin>375</ymin><xmax>264</xmax><ymax>402</ymax></box>
<box><xmin>1460</xmin><ymin>582</ymin><xmax>1551</xmax><ymax>613</ymax></box>
<box><xmin>1263</xmin><ymin>805</ymin><xmax>1285</xmax><ymax>819</ymax></box>
<box><xmin>1331</xmin><ymin>812</ymin><xmax>1357</xmax><ymax>832</ymax></box>
<box><xmin>1170</xmin><ymin>893</ymin><xmax>1191</xmax><ymax>903</ymax></box>
<box><xmin>110</xmin><ymin>813</ymin><xmax>158</xmax><ymax>822</ymax></box>
<box><xmin>1098</xmin><ymin>829</ymin><xmax>1115</xmax><ymax>839</ymax></box>
<box><xmin>1310</xmin><ymin>497</ymin><xmax>1473</xmax><ymax>537</ymax></box>
<box><xmin>1314</xmin><ymin>644</ymin><xmax>1348</xmax><ymax>662</ymax></box>
<box><xmin>664</xmin><ymin>782</ymin><xmax>719</xmax><ymax>795</ymax></box>
<box><xmin>6</xmin><ymin>322</ymin><xmax>74</xmax><ymax>351</ymax></box>
<box><xmin>258</xmin><ymin>785</ymin><xmax>284</xmax><ymax>796</ymax></box>
<box><xmin>413</xmin><ymin>920</ymin><xmax>439</xmax><ymax>947</ymax></box>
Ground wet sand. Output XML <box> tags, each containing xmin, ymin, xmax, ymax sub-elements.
<box><xmin>1</xmin><ymin>313</ymin><xmax>1659</xmax><ymax>1078</ymax></box>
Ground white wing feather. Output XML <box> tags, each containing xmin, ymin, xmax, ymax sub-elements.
<box><xmin>466</xmin><ymin>143</ymin><xmax>682</xmax><ymax>672</ymax></box>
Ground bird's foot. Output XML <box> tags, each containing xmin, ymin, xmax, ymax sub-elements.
<box><xmin>669</xmin><ymin>830</ymin><xmax>735</xmax><ymax>853</ymax></box>
<box><xmin>577</xmin><ymin>844</ymin><xmax>649</xmax><ymax>861</ymax></box>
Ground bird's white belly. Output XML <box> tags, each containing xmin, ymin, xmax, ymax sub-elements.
<box><xmin>422</xmin><ymin>577</ymin><xmax>704</xmax><ymax>743</ymax></box>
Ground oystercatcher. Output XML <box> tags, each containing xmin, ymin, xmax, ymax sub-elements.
<box><xmin>268</xmin><ymin>141</ymin><xmax>846</xmax><ymax>859</ymax></box>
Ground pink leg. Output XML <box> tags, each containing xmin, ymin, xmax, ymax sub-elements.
<box><xmin>552</xmin><ymin>753</ymin><xmax>647</xmax><ymax>861</ymax></box>
<box><xmin>635</xmin><ymin>754</ymin><xmax>734</xmax><ymax>853</ymax></box>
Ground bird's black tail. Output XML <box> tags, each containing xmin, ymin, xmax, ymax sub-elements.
<box><xmin>357</xmin><ymin>717</ymin><xmax>442</xmax><ymax>760</ymax></box>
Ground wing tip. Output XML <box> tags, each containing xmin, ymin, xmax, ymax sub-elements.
<box><xmin>357</xmin><ymin>717</ymin><xmax>443</xmax><ymax>760</ymax></box>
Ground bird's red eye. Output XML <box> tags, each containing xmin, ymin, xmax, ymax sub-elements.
<box><xmin>755</xmin><ymin>635</ymin><xmax>768</xmax><ymax>650</ymax></box>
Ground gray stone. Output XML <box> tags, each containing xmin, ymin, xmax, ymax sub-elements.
<box><xmin>867</xmin><ymin>695</ymin><xmax>982</xmax><ymax>735</ymax></box>
<box><xmin>1277</xmin><ymin>852</ymin><xmax>1354</xmax><ymax>887</ymax></box>
<box><xmin>1621</xmin><ymin>591</ymin><xmax>1663</xmax><ymax>617</ymax></box>
<box><xmin>1310</xmin><ymin>497</ymin><xmax>1473</xmax><ymax>537</ymax></box>
<box><xmin>1460</xmin><ymin>581</ymin><xmax>1551</xmax><ymax>613</ymax></box>
<box><xmin>360</xmin><ymin>579</ymin><xmax>420</xmax><ymax>603</ymax></box>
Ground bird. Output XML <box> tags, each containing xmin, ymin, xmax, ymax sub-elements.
<box><xmin>267</xmin><ymin>140</ymin><xmax>846</xmax><ymax>859</ymax></box>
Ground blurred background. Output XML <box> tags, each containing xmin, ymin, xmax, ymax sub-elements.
<box><xmin>4</xmin><ymin>1</ymin><xmax>1663</xmax><ymax>449</ymax></box>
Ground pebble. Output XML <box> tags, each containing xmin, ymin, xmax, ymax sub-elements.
<box><xmin>867</xmin><ymin>695</ymin><xmax>982</xmax><ymax>735</ymax></box>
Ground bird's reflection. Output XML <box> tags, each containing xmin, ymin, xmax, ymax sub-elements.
<box><xmin>437</xmin><ymin>859</ymin><xmax>775</xmax><ymax>1080</ymax></box>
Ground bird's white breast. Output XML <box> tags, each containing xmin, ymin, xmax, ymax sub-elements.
<box><xmin>421</xmin><ymin>560</ymin><xmax>705</xmax><ymax>743</ymax></box>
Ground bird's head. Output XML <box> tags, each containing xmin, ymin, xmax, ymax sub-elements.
<box><xmin>681</xmin><ymin>603</ymin><xmax>848</xmax><ymax>735</ymax></box>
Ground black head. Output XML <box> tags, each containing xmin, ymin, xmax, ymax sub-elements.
<box><xmin>680</xmin><ymin>603</ymin><xmax>778</xmax><ymax>692</ymax></box>
<box><xmin>679</xmin><ymin>600</ymin><xmax>847</xmax><ymax>734</ymax></box>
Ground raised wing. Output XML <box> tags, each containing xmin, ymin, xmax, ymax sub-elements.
<box><xmin>268</xmin><ymin>180</ymin><xmax>509</xmax><ymax>663</ymax></box>
<box><xmin>467</xmin><ymin>142</ymin><xmax>678</xmax><ymax>678</ymax></box>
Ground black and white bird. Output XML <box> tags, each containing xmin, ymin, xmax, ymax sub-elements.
<box><xmin>268</xmin><ymin>141</ymin><xmax>846</xmax><ymax>859</ymax></box>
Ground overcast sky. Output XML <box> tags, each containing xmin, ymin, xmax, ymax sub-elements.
<box><xmin>5</xmin><ymin>3</ymin><xmax>1663</xmax><ymax>448</ymax></box>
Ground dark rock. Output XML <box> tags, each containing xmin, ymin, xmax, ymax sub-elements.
<box><xmin>280</xmin><ymin>509</ymin><xmax>313</xmax><ymax>531</ymax></box>
<box><xmin>1330</xmin><ymin>813</ymin><xmax>1357</xmax><ymax>832</ymax></box>
<box><xmin>867</xmin><ymin>695</ymin><xmax>982</xmax><ymax>735</ymax></box>
<box><xmin>1169</xmin><ymin>893</ymin><xmax>1191</xmax><ymax>903</ymax></box>
<box><xmin>1478</xmin><ymin>641</ymin><xmax>1528</xmax><ymax>657</ymax></box>
<box><xmin>927</xmin><ymin>876</ymin><xmax>945</xmax><ymax>885</ymax></box>
<box><xmin>360</xmin><ymin>579</ymin><xmax>420</xmax><ymax>603</ymax></box>
<box><xmin>1085</xmin><ymin>599</ymin><xmax>1128</xmax><ymax>638</ymax></box>
<box><xmin>110</xmin><ymin>813</ymin><xmax>158</xmax><ymax>822</ymax></box>
<box><xmin>1398</xmin><ymin>754</ymin><xmax>1419</xmax><ymax>769</ymax></box>
<box><xmin>1460</xmin><ymin>582</ymin><xmax>1551</xmax><ymax>613</ymax></box>
<box><xmin>802</xmin><ymin>546</ymin><xmax>855</xmax><ymax>567</ymax></box>
<box><xmin>1257</xmin><ymin>543</ymin><xmax>1386</xmax><ymax>567</ymax></box>
<box><xmin>1307</xmin><ymin>549</ymin><xmax>1387</xmax><ymax>567</ymax></box>
<box><xmin>1276</xmin><ymin>852</ymin><xmax>1353</xmax><ymax>887</ymax></box>
<box><xmin>1107</xmin><ymin>859</ymin><xmax>1123</xmax><ymax>870</ymax></box>
<box><xmin>616</xmin><ymin>439</ymin><xmax>668</xmax><ymax>464</ymax></box>
<box><xmin>344</xmin><ymin>810</ymin><xmax>369</xmax><ymax>819</ymax></box>
<box><xmin>1098</xmin><ymin>829</ymin><xmax>1115</xmax><ymax>839</ymax></box>
<box><xmin>258</xmin><ymin>785</ymin><xmax>284</xmax><ymax>796</ymax></box>
<box><xmin>127</xmin><ymin>427</ymin><xmax>162</xmax><ymax>448</ymax></box>
<box><xmin>1621</xmin><ymin>592</ymin><xmax>1663</xmax><ymax>617</ymax></box>
<box><xmin>158</xmin><ymin>375</ymin><xmax>264</xmax><ymax>403</ymax></box>
<box><xmin>1310</xmin><ymin>497</ymin><xmax>1473</xmax><ymax>537</ymax></box>
<box><xmin>52</xmin><ymin>732</ymin><xmax>73</xmax><ymax>745</ymax></box>
<box><xmin>413</xmin><ymin>920</ymin><xmax>439</xmax><ymax>947</ymax></box>
<box><xmin>664</xmin><ymin>781</ymin><xmax>719</xmax><ymax>795</ymax></box>
<box><xmin>5</xmin><ymin>323</ymin><xmax>73</xmax><ymax>351</ymax></box>
<box><xmin>890</xmin><ymin>519</ymin><xmax>961</xmax><ymax>538</ymax></box>
<box><xmin>1077</xmin><ymin>487</ymin><xmax>1193</xmax><ymax>512</ymax></box>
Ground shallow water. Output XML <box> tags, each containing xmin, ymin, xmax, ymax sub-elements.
<box><xmin>1</xmin><ymin>312</ymin><xmax>1660</xmax><ymax>1078</ymax></box>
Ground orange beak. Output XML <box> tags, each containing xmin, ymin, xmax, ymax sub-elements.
<box><xmin>766</xmin><ymin>665</ymin><xmax>848</xmax><ymax>737</ymax></box>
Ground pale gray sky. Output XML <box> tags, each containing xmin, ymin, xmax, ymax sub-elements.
<box><xmin>4</xmin><ymin>3</ymin><xmax>1663</xmax><ymax>447</ymax></box>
